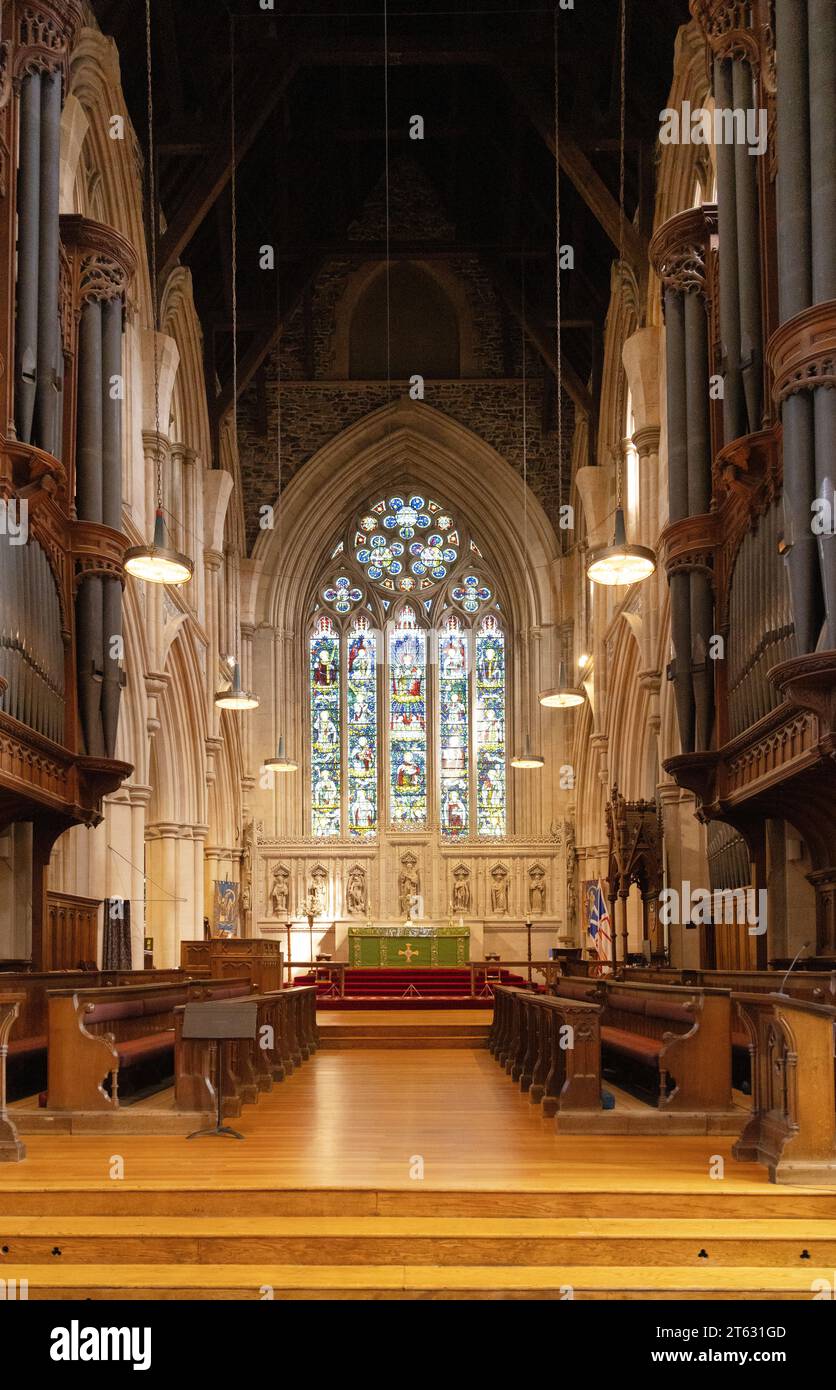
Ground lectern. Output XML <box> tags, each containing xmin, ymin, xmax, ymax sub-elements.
<box><xmin>182</xmin><ymin>999</ymin><xmax>258</xmax><ymax>1140</ymax></box>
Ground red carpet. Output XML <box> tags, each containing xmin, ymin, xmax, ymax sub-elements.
<box><xmin>293</xmin><ymin>966</ymin><xmax>529</xmax><ymax>1008</ymax></box>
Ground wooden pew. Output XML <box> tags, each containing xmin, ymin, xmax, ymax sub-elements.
<box><xmin>2</xmin><ymin>967</ymin><xmax>210</xmax><ymax>1098</ymax></box>
<box><xmin>0</xmin><ymin>995</ymin><xmax>25</xmax><ymax>1160</ymax></box>
<box><xmin>732</xmin><ymin>993</ymin><xmax>836</xmax><ymax>1186</ymax></box>
<box><xmin>489</xmin><ymin>986</ymin><xmax>603</xmax><ymax>1117</ymax></box>
<box><xmin>174</xmin><ymin>986</ymin><xmax>319</xmax><ymax>1117</ymax></box>
<box><xmin>45</xmin><ymin>977</ymin><xmax>252</xmax><ymax>1112</ymax></box>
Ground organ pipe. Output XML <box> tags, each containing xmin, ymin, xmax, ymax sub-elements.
<box><xmin>776</xmin><ymin>0</ymin><xmax>820</xmax><ymax>655</ymax></box>
<box><xmin>14</xmin><ymin>73</ymin><xmax>41</xmax><ymax>445</ymax></box>
<box><xmin>713</xmin><ymin>58</ymin><xmax>746</xmax><ymax>446</ymax></box>
<box><xmin>809</xmin><ymin>0</ymin><xmax>836</xmax><ymax>647</ymax></box>
<box><xmin>731</xmin><ymin>59</ymin><xmax>763</xmax><ymax>434</ymax></box>
<box><xmin>776</xmin><ymin>1</ymin><xmax>812</xmax><ymax>321</ymax></box>
<box><xmin>34</xmin><ymin>70</ymin><xmax>62</xmax><ymax>459</ymax></box>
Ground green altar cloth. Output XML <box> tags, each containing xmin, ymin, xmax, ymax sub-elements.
<box><xmin>348</xmin><ymin>926</ymin><xmax>470</xmax><ymax>967</ymax></box>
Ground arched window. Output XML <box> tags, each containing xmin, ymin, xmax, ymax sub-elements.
<box><xmin>308</xmin><ymin>490</ymin><xmax>507</xmax><ymax>840</ymax></box>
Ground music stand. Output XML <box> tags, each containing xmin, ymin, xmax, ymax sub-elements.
<box><xmin>182</xmin><ymin>999</ymin><xmax>258</xmax><ymax>1140</ymax></box>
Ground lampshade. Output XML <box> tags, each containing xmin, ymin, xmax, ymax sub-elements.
<box><xmin>511</xmin><ymin>733</ymin><xmax>545</xmax><ymax>769</ymax></box>
<box><xmin>539</xmin><ymin>661</ymin><xmax>585</xmax><ymax>709</ymax></box>
<box><xmin>124</xmin><ymin>510</ymin><xmax>193</xmax><ymax>586</ymax></box>
<box><xmin>263</xmin><ymin>735</ymin><xmax>298</xmax><ymax>773</ymax></box>
<box><xmin>215</xmin><ymin>657</ymin><xmax>259</xmax><ymax>711</ymax></box>
<box><xmin>586</xmin><ymin>507</ymin><xmax>656</xmax><ymax>587</ymax></box>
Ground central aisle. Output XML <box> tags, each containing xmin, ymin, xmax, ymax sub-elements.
<box><xmin>0</xmin><ymin>1041</ymin><xmax>798</xmax><ymax>1198</ymax></box>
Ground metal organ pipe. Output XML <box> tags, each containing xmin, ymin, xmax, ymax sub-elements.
<box><xmin>731</xmin><ymin>59</ymin><xmax>763</xmax><ymax>434</ymax></box>
<box><xmin>809</xmin><ymin>0</ymin><xmax>836</xmax><ymax>647</ymax></box>
<box><xmin>15</xmin><ymin>73</ymin><xmax>41</xmax><ymax>446</ymax></box>
<box><xmin>713</xmin><ymin>58</ymin><xmax>746</xmax><ymax>445</ymax></box>
<box><xmin>35</xmin><ymin>71</ymin><xmax>62</xmax><ymax>459</ymax></box>
<box><xmin>776</xmin><ymin>0</ymin><xmax>819</xmax><ymax>655</ymax></box>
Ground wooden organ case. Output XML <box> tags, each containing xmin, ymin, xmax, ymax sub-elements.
<box><xmin>653</xmin><ymin>1</ymin><xmax>836</xmax><ymax>963</ymax></box>
<box><xmin>0</xmin><ymin>2</ymin><xmax>134</xmax><ymax>968</ymax></box>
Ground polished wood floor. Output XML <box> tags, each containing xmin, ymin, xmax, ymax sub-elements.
<box><xmin>0</xmin><ymin>1047</ymin><xmax>814</xmax><ymax>1196</ymax></box>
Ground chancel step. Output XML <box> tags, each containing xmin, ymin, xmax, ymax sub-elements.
<box><xmin>7</xmin><ymin>1262</ymin><xmax>833</xmax><ymax>1301</ymax></box>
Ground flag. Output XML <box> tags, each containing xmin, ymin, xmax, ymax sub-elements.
<box><xmin>587</xmin><ymin>879</ymin><xmax>612</xmax><ymax>961</ymax></box>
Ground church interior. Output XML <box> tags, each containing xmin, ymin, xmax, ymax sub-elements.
<box><xmin>0</xmin><ymin>0</ymin><xmax>835</xmax><ymax>1317</ymax></box>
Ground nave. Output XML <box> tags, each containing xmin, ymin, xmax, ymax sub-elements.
<box><xmin>0</xmin><ymin>1030</ymin><xmax>833</xmax><ymax>1300</ymax></box>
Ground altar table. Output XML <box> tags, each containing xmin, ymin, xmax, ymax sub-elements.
<box><xmin>348</xmin><ymin>926</ymin><xmax>470</xmax><ymax>967</ymax></box>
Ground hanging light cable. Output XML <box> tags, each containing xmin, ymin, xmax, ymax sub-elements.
<box><xmin>215</xmin><ymin>13</ymin><xmax>258</xmax><ymax>712</ymax></box>
<box><xmin>263</xmin><ymin>161</ymin><xmax>296</xmax><ymax>770</ymax></box>
<box><xmin>540</xmin><ymin>6</ymin><xmax>584</xmax><ymax>710</ymax></box>
<box><xmin>586</xmin><ymin>0</ymin><xmax>656</xmax><ymax>588</ymax></box>
<box><xmin>125</xmin><ymin>0</ymin><xmax>193</xmax><ymax>586</ymax></box>
<box><xmin>511</xmin><ymin>255</ymin><xmax>544</xmax><ymax>769</ymax></box>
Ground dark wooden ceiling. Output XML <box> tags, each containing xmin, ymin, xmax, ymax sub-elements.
<box><xmin>90</xmin><ymin>0</ymin><xmax>690</xmax><ymax>444</ymax></box>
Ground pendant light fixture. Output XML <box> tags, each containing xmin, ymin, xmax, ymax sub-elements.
<box><xmin>511</xmin><ymin>255</ymin><xmax>544</xmax><ymax>770</ymax></box>
<box><xmin>214</xmin><ymin>15</ymin><xmax>258</xmax><ymax>714</ymax></box>
<box><xmin>586</xmin><ymin>0</ymin><xmax>656</xmax><ymax>590</ymax></box>
<box><xmin>262</xmin><ymin>140</ymin><xmax>295</xmax><ymax>772</ymax></box>
<box><xmin>125</xmin><ymin>0</ymin><xmax>193</xmax><ymax>587</ymax></box>
<box><xmin>539</xmin><ymin>8</ymin><xmax>584</xmax><ymax>714</ymax></box>
<box><xmin>540</xmin><ymin>660</ymin><xmax>585</xmax><ymax>709</ymax></box>
<box><xmin>215</xmin><ymin>655</ymin><xmax>259</xmax><ymax>712</ymax></box>
<box><xmin>263</xmin><ymin>735</ymin><xmax>298</xmax><ymax>774</ymax></box>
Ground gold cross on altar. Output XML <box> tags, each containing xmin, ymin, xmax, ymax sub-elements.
<box><xmin>398</xmin><ymin>944</ymin><xmax>420</xmax><ymax>962</ymax></box>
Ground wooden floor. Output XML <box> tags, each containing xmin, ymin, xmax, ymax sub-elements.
<box><xmin>0</xmin><ymin>1044</ymin><xmax>832</xmax><ymax>1298</ymax></box>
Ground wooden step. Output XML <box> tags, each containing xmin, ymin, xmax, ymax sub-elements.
<box><xmin>319</xmin><ymin>1035</ymin><xmax>486</xmax><ymax>1049</ymax></box>
<box><xmin>1</xmin><ymin>1184</ymin><xmax>834</xmax><ymax>1219</ymax></box>
<box><xmin>6</xmin><ymin>1262</ymin><xmax>831</xmax><ymax>1300</ymax></box>
<box><xmin>319</xmin><ymin>1023</ymin><xmax>490</xmax><ymax>1038</ymax></box>
<box><xmin>0</xmin><ymin>1215</ymin><xmax>833</xmax><ymax>1267</ymax></box>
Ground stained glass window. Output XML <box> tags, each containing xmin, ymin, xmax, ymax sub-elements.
<box><xmin>389</xmin><ymin>605</ymin><xmax>427</xmax><ymax>827</ymax></box>
<box><xmin>310</xmin><ymin>616</ymin><xmax>341</xmax><ymax>836</ymax></box>
<box><xmin>309</xmin><ymin>491</ymin><xmax>508</xmax><ymax>843</ymax></box>
<box><xmin>347</xmin><ymin>617</ymin><xmax>377</xmax><ymax>837</ymax></box>
<box><xmin>439</xmin><ymin>615</ymin><xmax>469</xmax><ymax>838</ymax></box>
<box><xmin>475</xmin><ymin>615</ymin><xmax>506</xmax><ymax>837</ymax></box>
<box><xmin>355</xmin><ymin>496</ymin><xmax>459</xmax><ymax>594</ymax></box>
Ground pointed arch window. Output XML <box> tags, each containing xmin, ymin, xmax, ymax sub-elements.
<box><xmin>389</xmin><ymin>605</ymin><xmax>427</xmax><ymax>827</ymax></box>
<box><xmin>310</xmin><ymin>615</ymin><xmax>341</xmax><ymax>837</ymax></box>
<box><xmin>307</xmin><ymin>489</ymin><xmax>509</xmax><ymax>840</ymax></box>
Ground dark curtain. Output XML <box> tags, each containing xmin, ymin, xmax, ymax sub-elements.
<box><xmin>103</xmin><ymin>898</ymin><xmax>132</xmax><ymax>970</ymax></box>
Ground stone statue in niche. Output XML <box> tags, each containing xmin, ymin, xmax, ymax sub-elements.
<box><xmin>307</xmin><ymin>865</ymin><xmax>328</xmax><ymax>918</ymax></box>
<box><xmin>270</xmin><ymin>865</ymin><xmax>290</xmax><ymax>918</ymax></box>
<box><xmin>451</xmin><ymin>864</ymin><xmax>471</xmax><ymax>914</ymax></box>
<box><xmin>565</xmin><ymin>821</ymin><xmax>577</xmax><ymax>933</ymax></box>
<box><xmin>491</xmin><ymin>864</ymin><xmax>510</xmax><ymax>916</ymax></box>
<box><xmin>398</xmin><ymin>852</ymin><xmax>421</xmax><ymax>917</ymax></box>
<box><xmin>528</xmin><ymin>864</ymin><xmax>547</xmax><ymax>916</ymax></box>
<box><xmin>346</xmin><ymin>864</ymin><xmax>367</xmax><ymax>916</ymax></box>
<box><xmin>240</xmin><ymin>820</ymin><xmax>254</xmax><ymax>931</ymax></box>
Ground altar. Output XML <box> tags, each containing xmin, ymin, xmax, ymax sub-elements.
<box><xmin>348</xmin><ymin>924</ymin><xmax>470</xmax><ymax>967</ymax></box>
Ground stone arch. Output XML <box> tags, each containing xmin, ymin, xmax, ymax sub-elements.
<box><xmin>329</xmin><ymin>259</ymin><xmax>478</xmax><ymax>379</ymax></box>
